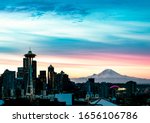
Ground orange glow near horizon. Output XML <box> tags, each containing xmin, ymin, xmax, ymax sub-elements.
<box><xmin>0</xmin><ymin>53</ymin><xmax>150</xmax><ymax>79</ymax></box>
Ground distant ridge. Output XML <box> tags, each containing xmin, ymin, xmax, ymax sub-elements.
<box><xmin>71</xmin><ymin>69</ymin><xmax>150</xmax><ymax>84</ymax></box>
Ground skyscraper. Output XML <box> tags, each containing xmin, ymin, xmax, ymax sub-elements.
<box><xmin>1</xmin><ymin>70</ymin><xmax>16</xmax><ymax>98</ymax></box>
<box><xmin>56</xmin><ymin>71</ymin><xmax>71</xmax><ymax>93</ymax></box>
<box><xmin>23</xmin><ymin>58</ymin><xmax>28</xmax><ymax>69</ymax></box>
<box><xmin>32</xmin><ymin>60</ymin><xmax>37</xmax><ymax>81</ymax></box>
<box><xmin>0</xmin><ymin>75</ymin><xmax>2</xmax><ymax>98</ymax></box>
<box><xmin>39</xmin><ymin>71</ymin><xmax>46</xmax><ymax>90</ymax></box>
<box><xmin>36</xmin><ymin>71</ymin><xmax>47</xmax><ymax>95</ymax></box>
<box><xmin>23</xmin><ymin>58</ymin><xmax>28</xmax><ymax>93</ymax></box>
<box><xmin>17</xmin><ymin>67</ymin><xmax>24</xmax><ymax>78</ymax></box>
<box><xmin>86</xmin><ymin>78</ymin><xmax>95</xmax><ymax>97</ymax></box>
<box><xmin>99</xmin><ymin>82</ymin><xmax>109</xmax><ymax>98</ymax></box>
<box><xmin>16</xmin><ymin>67</ymin><xmax>24</xmax><ymax>97</ymax></box>
<box><xmin>48</xmin><ymin>65</ymin><xmax>56</xmax><ymax>93</ymax></box>
<box><xmin>126</xmin><ymin>81</ymin><xmax>137</xmax><ymax>97</ymax></box>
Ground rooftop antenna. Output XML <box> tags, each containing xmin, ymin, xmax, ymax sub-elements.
<box><xmin>29</xmin><ymin>47</ymin><xmax>31</xmax><ymax>51</ymax></box>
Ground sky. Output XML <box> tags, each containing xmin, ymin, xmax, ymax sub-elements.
<box><xmin>0</xmin><ymin>0</ymin><xmax>150</xmax><ymax>79</ymax></box>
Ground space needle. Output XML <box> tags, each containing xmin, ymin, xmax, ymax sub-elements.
<box><xmin>24</xmin><ymin>50</ymin><xmax>36</xmax><ymax>99</ymax></box>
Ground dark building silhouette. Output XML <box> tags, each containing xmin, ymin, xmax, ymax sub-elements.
<box><xmin>32</xmin><ymin>60</ymin><xmax>37</xmax><ymax>82</ymax></box>
<box><xmin>23</xmin><ymin>58</ymin><xmax>37</xmax><ymax>92</ymax></box>
<box><xmin>0</xmin><ymin>75</ymin><xmax>2</xmax><ymax>98</ymax></box>
<box><xmin>126</xmin><ymin>81</ymin><xmax>137</xmax><ymax>97</ymax></box>
<box><xmin>24</xmin><ymin>50</ymin><xmax>36</xmax><ymax>97</ymax></box>
<box><xmin>2</xmin><ymin>50</ymin><xmax>148</xmax><ymax>106</ymax></box>
<box><xmin>47</xmin><ymin>67</ymin><xmax>73</xmax><ymax>94</ymax></box>
<box><xmin>23</xmin><ymin>58</ymin><xmax>28</xmax><ymax>69</ymax></box>
<box><xmin>39</xmin><ymin>71</ymin><xmax>46</xmax><ymax>90</ymax></box>
<box><xmin>86</xmin><ymin>78</ymin><xmax>95</xmax><ymax>96</ymax></box>
<box><xmin>36</xmin><ymin>71</ymin><xmax>47</xmax><ymax>95</ymax></box>
<box><xmin>48</xmin><ymin>65</ymin><xmax>56</xmax><ymax>93</ymax></box>
<box><xmin>23</xmin><ymin>58</ymin><xmax>29</xmax><ymax>93</ymax></box>
<box><xmin>16</xmin><ymin>67</ymin><xmax>24</xmax><ymax>97</ymax></box>
<box><xmin>99</xmin><ymin>82</ymin><xmax>109</xmax><ymax>98</ymax></box>
<box><xmin>73</xmin><ymin>83</ymin><xmax>87</xmax><ymax>99</ymax></box>
<box><xmin>32</xmin><ymin>60</ymin><xmax>37</xmax><ymax>95</ymax></box>
<box><xmin>17</xmin><ymin>67</ymin><xmax>24</xmax><ymax>78</ymax></box>
<box><xmin>1</xmin><ymin>70</ymin><xmax>16</xmax><ymax>98</ymax></box>
<box><xmin>56</xmin><ymin>71</ymin><xmax>72</xmax><ymax>93</ymax></box>
<box><xmin>16</xmin><ymin>78</ymin><xmax>24</xmax><ymax>98</ymax></box>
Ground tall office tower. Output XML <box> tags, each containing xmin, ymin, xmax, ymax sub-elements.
<box><xmin>23</xmin><ymin>58</ymin><xmax>28</xmax><ymax>92</ymax></box>
<box><xmin>32</xmin><ymin>60</ymin><xmax>37</xmax><ymax>81</ymax></box>
<box><xmin>16</xmin><ymin>67</ymin><xmax>24</xmax><ymax>97</ymax></box>
<box><xmin>61</xmin><ymin>71</ymin><xmax>70</xmax><ymax>92</ymax></box>
<box><xmin>0</xmin><ymin>75</ymin><xmax>2</xmax><ymax>98</ymax></box>
<box><xmin>86</xmin><ymin>78</ymin><xmax>95</xmax><ymax>96</ymax></box>
<box><xmin>126</xmin><ymin>81</ymin><xmax>137</xmax><ymax>97</ymax></box>
<box><xmin>23</xmin><ymin>58</ymin><xmax>29</xmax><ymax>69</ymax></box>
<box><xmin>37</xmin><ymin>71</ymin><xmax>47</xmax><ymax>95</ymax></box>
<box><xmin>17</xmin><ymin>67</ymin><xmax>24</xmax><ymax>78</ymax></box>
<box><xmin>99</xmin><ymin>82</ymin><xmax>109</xmax><ymax>98</ymax></box>
<box><xmin>39</xmin><ymin>71</ymin><xmax>46</xmax><ymax>90</ymax></box>
<box><xmin>32</xmin><ymin>60</ymin><xmax>37</xmax><ymax>93</ymax></box>
<box><xmin>1</xmin><ymin>70</ymin><xmax>16</xmax><ymax>98</ymax></box>
<box><xmin>24</xmin><ymin>50</ymin><xmax>36</xmax><ymax>98</ymax></box>
<box><xmin>48</xmin><ymin>65</ymin><xmax>56</xmax><ymax>93</ymax></box>
<box><xmin>55</xmin><ymin>71</ymin><xmax>64</xmax><ymax>93</ymax></box>
<box><xmin>56</xmin><ymin>71</ymin><xmax>71</xmax><ymax>93</ymax></box>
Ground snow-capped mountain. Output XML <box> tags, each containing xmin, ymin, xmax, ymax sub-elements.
<box><xmin>92</xmin><ymin>69</ymin><xmax>123</xmax><ymax>78</ymax></box>
<box><xmin>71</xmin><ymin>69</ymin><xmax>150</xmax><ymax>84</ymax></box>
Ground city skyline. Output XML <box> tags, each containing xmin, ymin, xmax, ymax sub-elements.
<box><xmin>0</xmin><ymin>0</ymin><xmax>150</xmax><ymax>78</ymax></box>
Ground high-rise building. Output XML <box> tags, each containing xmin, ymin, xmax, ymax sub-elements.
<box><xmin>1</xmin><ymin>70</ymin><xmax>16</xmax><ymax>98</ymax></box>
<box><xmin>0</xmin><ymin>75</ymin><xmax>2</xmax><ymax>98</ymax></box>
<box><xmin>86</xmin><ymin>78</ymin><xmax>95</xmax><ymax>96</ymax></box>
<box><xmin>56</xmin><ymin>71</ymin><xmax>71</xmax><ymax>93</ymax></box>
<box><xmin>32</xmin><ymin>60</ymin><xmax>37</xmax><ymax>94</ymax></box>
<box><xmin>56</xmin><ymin>71</ymin><xmax>64</xmax><ymax>93</ymax></box>
<box><xmin>17</xmin><ymin>67</ymin><xmax>24</xmax><ymax>78</ymax></box>
<box><xmin>36</xmin><ymin>71</ymin><xmax>47</xmax><ymax>95</ymax></box>
<box><xmin>23</xmin><ymin>58</ymin><xmax>28</xmax><ymax>69</ymax></box>
<box><xmin>48</xmin><ymin>66</ymin><xmax>71</xmax><ymax>93</ymax></box>
<box><xmin>48</xmin><ymin>65</ymin><xmax>56</xmax><ymax>92</ymax></box>
<box><xmin>23</xmin><ymin>58</ymin><xmax>29</xmax><ymax>93</ymax></box>
<box><xmin>32</xmin><ymin>60</ymin><xmax>37</xmax><ymax>81</ymax></box>
<box><xmin>99</xmin><ymin>82</ymin><xmax>109</xmax><ymax>98</ymax></box>
<box><xmin>16</xmin><ymin>67</ymin><xmax>24</xmax><ymax>97</ymax></box>
<box><xmin>126</xmin><ymin>81</ymin><xmax>137</xmax><ymax>97</ymax></box>
<box><xmin>39</xmin><ymin>71</ymin><xmax>46</xmax><ymax>90</ymax></box>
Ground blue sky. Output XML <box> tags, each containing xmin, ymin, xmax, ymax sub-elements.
<box><xmin>0</xmin><ymin>0</ymin><xmax>150</xmax><ymax>78</ymax></box>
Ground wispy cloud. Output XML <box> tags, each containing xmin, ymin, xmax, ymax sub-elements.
<box><xmin>0</xmin><ymin>0</ymin><xmax>150</xmax><ymax>78</ymax></box>
<box><xmin>0</xmin><ymin>0</ymin><xmax>89</xmax><ymax>20</ymax></box>
<box><xmin>0</xmin><ymin>11</ymin><xmax>150</xmax><ymax>56</ymax></box>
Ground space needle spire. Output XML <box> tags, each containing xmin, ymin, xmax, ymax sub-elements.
<box><xmin>24</xmin><ymin>49</ymin><xmax>36</xmax><ymax>99</ymax></box>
